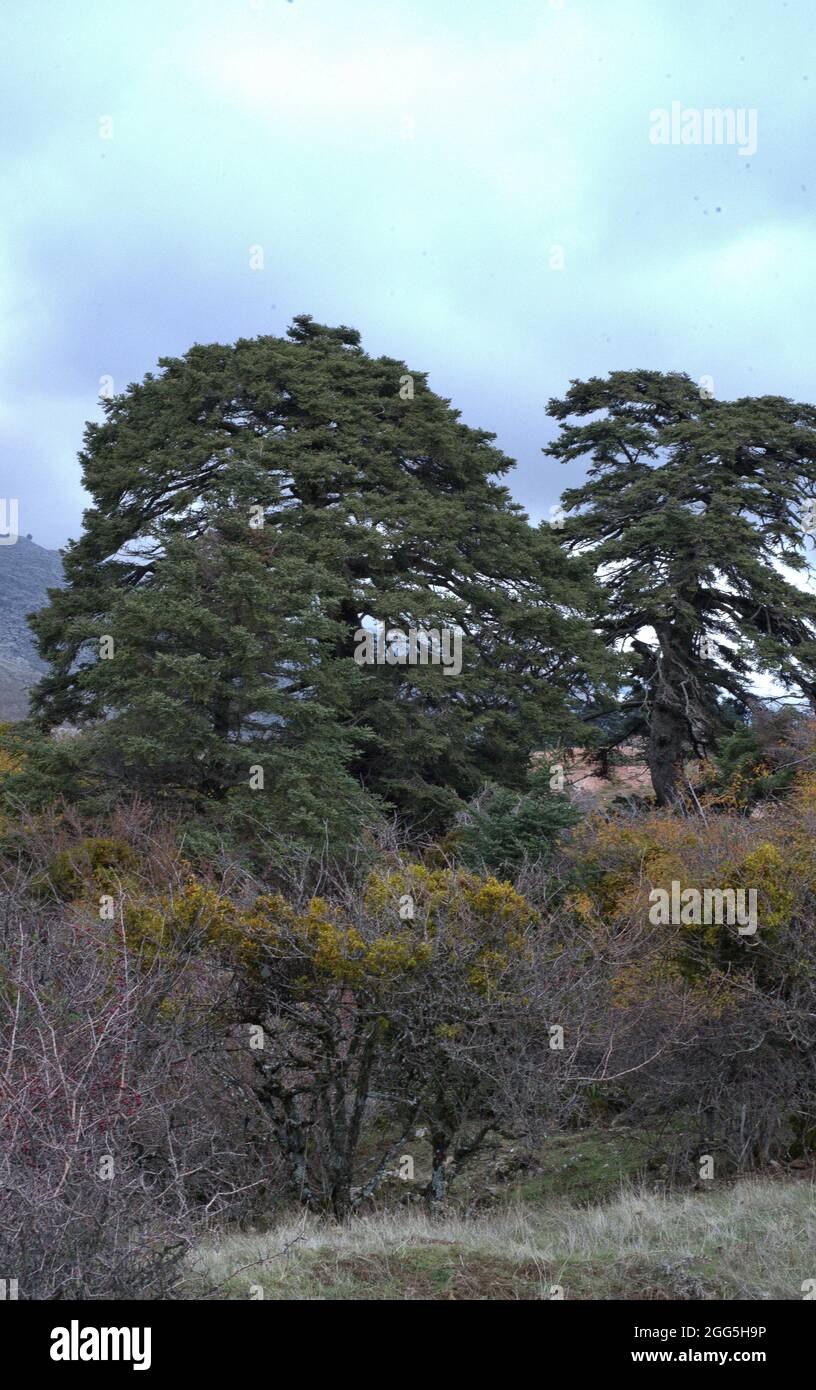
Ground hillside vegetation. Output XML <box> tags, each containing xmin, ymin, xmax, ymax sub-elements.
<box><xmin>3</xmin><ymin>324</ymin><xmax>816</xmax><ymax>1300</ymax></box>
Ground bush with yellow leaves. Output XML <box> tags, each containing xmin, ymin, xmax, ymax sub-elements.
<box><xmin>32</xmin><ymin>835</ymin><xmax>138</xmax><ymax>901</ymax></box>
<box><xmin>121</xmin><ymin>862</ymin><xmax>577</xmax><ymax>1217</ymax></box>
<box><xmin>559</xmin><ymin>777</ymin><xmax>816</xmax><ymax>1169</ymax></box>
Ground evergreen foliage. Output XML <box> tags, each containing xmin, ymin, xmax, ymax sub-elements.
<box><xmin>30</xmin><ymin>319</ymin><xmax>613</xmax><ymax>839</ymax></box>
<box><xmin>546</xmin><ymin>371</ymin><xmax>816</xmax><ymax>802</ymax></box>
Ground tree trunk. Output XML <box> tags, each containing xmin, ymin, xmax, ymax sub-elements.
<box><xmin>330</xmin><ymin>1174</ymin><xmax>352</xmax><ymax>1221</ymax></box>
<box><xmin>647</xmin><ymin>698</ymin><xmax>688</xmax><ymax>806</ymax></box>
<box><xmin>426</xmin><ymin>1132</ymin><xmax>449</xmax><ymax>1212</ymax></box>
<box><xmin>646</xmin><ymin>630</ymin><xmax>711</xmax><ymax>806</ymax></box>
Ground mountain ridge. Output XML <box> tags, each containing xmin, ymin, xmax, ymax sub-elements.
<box><xmin>0</xmin><ymin>535</ymin><xmax>65</xmax><ymax>720</ymax></box>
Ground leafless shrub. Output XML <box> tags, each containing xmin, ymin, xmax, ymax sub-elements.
<box><xmin>0</xmin><ymin>884</ymin><xmax>276</xmax><ymax>1299</ymax></box>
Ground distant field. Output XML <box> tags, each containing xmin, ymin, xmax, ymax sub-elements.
<box><xmin>186</xmin><ymin>1176</ymin><xmax>815</xmax><ymax>1301</ymax></box>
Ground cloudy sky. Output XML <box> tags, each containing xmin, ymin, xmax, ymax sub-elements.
<box><xmin>2</xmin><ymin>0</ymin><xmax>815</xmax><ymax>549</ymax></box>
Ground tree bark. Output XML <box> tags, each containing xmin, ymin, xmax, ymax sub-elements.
<box><xmin>426</xmin><ymin>1132</ymin><xmax>449</xmax><ymax>1212</ymax></box>
<box><xmin>647</xmin><ymin>698</ymin><xmax>689</xmax><ymax>806</ymax></box>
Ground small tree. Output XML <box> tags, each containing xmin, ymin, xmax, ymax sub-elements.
<box><xmin>133</xmin><ymin>867</ymin><xmax>564</xmax><ymax>1218</ymax></box>
<box><xmin>456</xmin><ymin>763</ymin><xmax>580</xmax><ymax>877</ymax></box>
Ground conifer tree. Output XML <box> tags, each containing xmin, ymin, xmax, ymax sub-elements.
<box><xmin>32</xmin><ymin>318</ymin><xmax>613</xmax><ymax>832</ymax></box>
<box><xmin>546</xmin><ymin>371</ymin><xmax>816</xmax><ymax>803</ymax></box>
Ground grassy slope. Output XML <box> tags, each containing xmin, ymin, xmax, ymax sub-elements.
<box><xmin>187</xmin><ymin>1173</ymin><xmax>815</xmax><ymax>1301</ymax></box>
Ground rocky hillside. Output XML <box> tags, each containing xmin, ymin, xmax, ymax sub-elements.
<box><xmin>0</xmin><ymin>536</ymin><xmax>64</xmax><ymax>720</ymax></box>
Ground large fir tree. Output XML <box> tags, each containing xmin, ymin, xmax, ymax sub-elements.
<box><xmin>546</xmin><ymin>370</ymin><xmax>816</xmax><ymax>804</ymax></box>
<box><xmin>32</xmin><ymin>318</ymin><xmax>613</xmax><ymax>833</ymax></box>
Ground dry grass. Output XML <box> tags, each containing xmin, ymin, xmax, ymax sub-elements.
<box><xmin>187</xmin><ymin>1176</ymin><xmax>816</xmax><ymax>1300</ymax></box>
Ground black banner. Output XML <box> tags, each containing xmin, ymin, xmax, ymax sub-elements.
<box><xmin>2</xmin><ymin>1297</ymin><xmax>810</xmax><ymax>1377</ymax></box>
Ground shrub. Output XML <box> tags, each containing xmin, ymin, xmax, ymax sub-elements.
<box><xmin>456</xmin><ymin>764</ymin><xmax>580</xmax><ymax>875</ymax></box>
<box><xmin>702</xmin><ymin>726</ymin><xmax>794</xmax><ymax>810</ymax></box>
<box><xmin>124</xmin><ymin>862</ymin><xmax>586</xmax><ymax>1216</ymax></box>
<box><xmin>561</xmin><ymin>782</ymin><xmax>816</xmax><ymax>1169</ymax></box>
<box><xmin>0</xmin><ymin>912</ymin><xmax>193</xmax><ymax>1296</ymax></box>
<box><xmin>31</xmin><ymin>835</ymin><xmax>137</xmax><ymax>900</ymax></box>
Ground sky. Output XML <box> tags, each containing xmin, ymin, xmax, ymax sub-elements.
<box><xmin>2</xmin><ymin>0</ymin><xmax>815</xmax><ymax>550</ymax></box>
